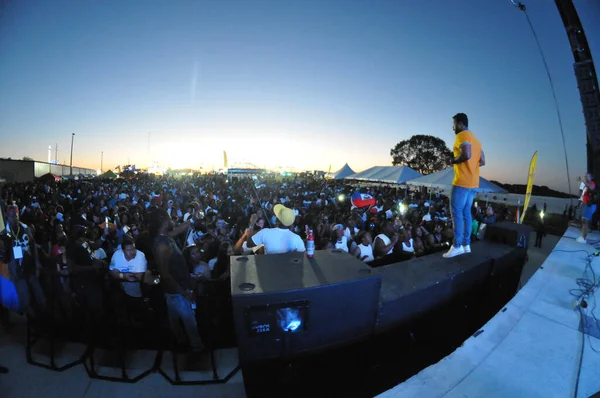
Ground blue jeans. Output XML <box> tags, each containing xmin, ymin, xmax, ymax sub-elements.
<box><xmin>164</xmin><ymin>293</ymin><xmax>203</xmax><ymax>350</ymax></box>
<box><xmin>582</xmin><ymin>204</ymin><xmax>597</xmax><ymax>221</ymax></box>
<box><xmin>450</xmin><ymin>185</ymin><xmax>476</xmax><ymax>248</ymax></box>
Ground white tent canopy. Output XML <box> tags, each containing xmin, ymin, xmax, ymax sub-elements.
<box><xmin>326</xmin><ymin>163</ymin><xmax>355</xmax><ymax>179</ymax></box>
<box><xmin>405</xmin><ymin>168</ymin><xmax>507</xmax><ymax>193</ymax></box>
<box><xmin>345</xmin><ymin>166</ymin><xmax>421</xmax><ymax>185</ymax></box>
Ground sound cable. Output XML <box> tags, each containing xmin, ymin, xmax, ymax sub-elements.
<box><xmin>574</xmin><ymin>306</ymin><xmax>585</xmax><ymax>398</ymax></box>
<box><xmin>567</xmin><ymin>252</ymin><xmax>600</xmax><ymax>397</ymax></box>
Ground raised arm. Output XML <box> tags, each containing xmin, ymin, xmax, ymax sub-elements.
<box><xmin>479</xmin><ymin>150</ymin><xmax>486</xmax><ymax>167</ymax></box>
<box><xmin>167</xmin><ymin>220</ymin><xmax>191</xmax><ymax>238</ymax></box>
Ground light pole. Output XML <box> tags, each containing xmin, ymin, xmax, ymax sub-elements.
<box><xmin>69</xmin><ymin>133</ymin><xmax>75</xmax><ymax>175</ymax></box>
<box><xmin>101</xmin><ymin>151</ymin><xmax>103</xmax><ymax>172</ymax></box>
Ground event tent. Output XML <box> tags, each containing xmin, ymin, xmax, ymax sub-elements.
<box><xmin>99</xmin><ymin>170</ymin><xmax>117</xmax><ymax>179</ymax></box>
<box><xmin>326</xmin><ymin>163</ymin><xmax>355</xmax><ymax>179</ymax></box>
<box><xmin>345</xmin><ymin>166</ymin><xmax>421</xmax><ymax>185</ymax></box>
<box><xmin>405</xmin><ymin>168</ymin><xmax>507</xmax><ymax>193</ymax></box>
<box><xmin>38</xmin><ymin>173</ymin><xmax>62</xmax><ymax>183</ymax></box>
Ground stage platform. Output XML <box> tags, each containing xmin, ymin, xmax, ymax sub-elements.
<box><xmin>378</xmin><ymin>226</ymin><xmax>600</xmax><ymax>398</ymax></box>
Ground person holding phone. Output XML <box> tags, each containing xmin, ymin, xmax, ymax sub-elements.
<box><xmin>577</xmin><ymin>172</ymin><xmax>596</xmax><ymax>244</ymax></box>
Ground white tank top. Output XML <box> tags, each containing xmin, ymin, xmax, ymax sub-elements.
<box><xmin>376</xmin><ymin>234</ymin><xmax>393</xmax><ymax>255</ymax></box>
<box><xmin>334</xmin><ymin>236</ymin><xmax>349</xmax><ymax>252</ymax></box>
<box><xmin>358</xmin><ymin>243</ymin><xmax>374</xmax><ymax>262</ymax></box>
<box><xmin>402</xmin><ymin>238</ymin><xmax>414</xmax><ymax>253</ymax></box>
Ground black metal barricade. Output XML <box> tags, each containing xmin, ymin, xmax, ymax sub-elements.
<box><xmin>26</xmin><ymin>269</ymin><xmax>87</xmax><ymax>371</ymax></box>
<box><xmin>82</xmin><ymin>277</ymin><xmax>161</xmax><ymax>383</ymax></box>
<box><xmin>21</xmin><ymin>267</ymin><xmax>239</xmax><ymax>386</ymax></box>
<box><xmin>157</xmin><ymin>279</ymin><xmax>240</xmax><ymax>385</ymax></box>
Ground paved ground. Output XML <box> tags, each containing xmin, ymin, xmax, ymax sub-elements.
<box><xmin>520</xmin><ymin>234</ymin><xmax>562</xmax><ymax>287</ymax></box>
<box><xmin>0</xmin><ymin>326</ymin><xmax>245</xmax><ymax>398</ymax></box>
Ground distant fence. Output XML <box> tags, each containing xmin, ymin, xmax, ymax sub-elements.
<box><xmin>475</xmin><ymin>192</ymin><xmax>576</xmax><ymax>215</ymax></box>
<box><xmin>0</xmin><ymin>159</ymin><xmax>96</xmax><ymax>183</ymax></box>
<box><xmin>33</xmin><ymin>162</ymin><xmax>96</xmax><ymax>178</ymax></box>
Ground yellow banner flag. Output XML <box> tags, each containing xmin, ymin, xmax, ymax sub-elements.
<box><xmin>520</xmin><ymin>151</ymin><xmax>538</xmax><ymax>224</ymax></box>
<box><xmin>223</xmin><ymin>151</ymin><xmax>228</xmax><ymax>169</ymax></box>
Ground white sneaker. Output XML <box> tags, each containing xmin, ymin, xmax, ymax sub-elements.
<box><xmin>576</xmin><ymin>237</ymin><xmax>587</xmax><ymax>244</ymax></box>
<box><xmin>443</xmin><ymin>245</ymin><xmax>465</xmax><ymax>258</ymax></box>
<box><xmin>463</xmin><ymin>245</ymin><xmax>471</xmax><ymax>253</ymax></box>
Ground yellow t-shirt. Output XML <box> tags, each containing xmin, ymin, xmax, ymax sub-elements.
<box><xmin>452</xmin><ymin>130</ymin><xmax>482</xmax><ymax>188</ymax></box>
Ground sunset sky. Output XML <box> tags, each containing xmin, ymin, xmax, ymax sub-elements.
<box><xmin>1</xmin><ymin>0</ymin><xmax>599</xmax><ymax>193</ymax></box>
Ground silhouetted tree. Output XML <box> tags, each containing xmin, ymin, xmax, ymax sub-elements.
<box><xmin>22</xmin><ymin>156</ymin><xmax>34</xmax><ymax>161</ymax></box>
<box><xmin>390</xmin><ymin>135</ymin><xmax>452</xmax><ymax>175</ymax></box>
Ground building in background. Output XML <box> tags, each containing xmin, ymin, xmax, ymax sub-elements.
<box><xmin>0</xmin><ymin>159</ymin><xmax>96</xmax><ymax>183</ymax></box>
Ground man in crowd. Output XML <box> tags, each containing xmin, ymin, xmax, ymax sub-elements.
<box><xmin>577</xmin><ymin>172</ymin><xmax>596</xmax><ymax>244</ymax></box>
<box><xmin>247</xmin><ymin>204</ymin><xmax>305</xmax><ymax>254</ymax></box>
<box><xmin>151</xmin><ymin>209</ymin><xmax>204</xmax><ymax>351</ymax></box>
<box><xmin>444</xmin><ymin>113</ymin><xmax>485</xmax><ymax>258</ymax></box>
<box><xmin>109</xmin><ymin>238</ymin><xmax>147</xmax><ymax>298</ymax></box>
<box><xmin>1</xmin><ymin>205</ymin><xmax>46</xmax><ymax>316</ymax></box>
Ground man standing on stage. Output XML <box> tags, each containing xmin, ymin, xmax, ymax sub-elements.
<box><xmin>444</xmin><ymin>113</ymin><xmax>485</xmax><ymax>258</ymax></box>
<box><xmin>576</xmin><ymin>172</ymin><xmax>596</xmax><ymax>244</ymax></box>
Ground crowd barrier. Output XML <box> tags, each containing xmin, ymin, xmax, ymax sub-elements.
<box><xmin>23</xmin><ymin>267</ymin><xmax>240</xmax><ymax>385</ymax></box>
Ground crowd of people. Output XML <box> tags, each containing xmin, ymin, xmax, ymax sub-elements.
<box><xmin>0</xmin><ymin>172</ymin><xmax>506</xmax><ymax>349</ymax></box>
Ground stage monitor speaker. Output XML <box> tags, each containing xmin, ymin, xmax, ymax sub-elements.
<box><xmin>484</xmin><ymin>221</ymin><xmax>531</xmax><ymax>249</ymax></box>
<box><xmin>376</xmin><ymin>240</ymin><xmax>519</xmax><ymax>333</ymax></box>
<box><xmin>230</xmin><ymin>250</ymin><xmax>382</xmax><ymax>362</ymax></box>
<box><xmin>376</xmin><ymin>257</ymin><xmax>453</xmax><ymax>332</ymax></box>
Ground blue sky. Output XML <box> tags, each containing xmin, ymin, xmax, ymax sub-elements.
<box><xmin>1</xmin><ymin>0</ymin><xmax>599</xmax><ymax>193</ymax></box>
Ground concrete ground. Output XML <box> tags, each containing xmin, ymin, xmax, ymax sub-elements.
<box><xmin>378</xmin><ymin>227</ymin><xmax>600</xmax><ymax>398</ymax></box>
<box><xmin>0</xmin><ymin>325</ymin><xmax>245</xmax><ymax>398</ymax></box>
<box><xmin>520</xmin><ymin>234</ymin><xmax>562</xmax><ymax>287</ymax></box>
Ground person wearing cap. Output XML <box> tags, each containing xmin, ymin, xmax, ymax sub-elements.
<box><xmin>246</xmin><ymin>204</ymin><xmax>305</xmax><ymax>255</ymax></box>
<box><xmin>332</xmin><ymin>224</ymin><xmax>348</xmax><ymax>252</ymax></box>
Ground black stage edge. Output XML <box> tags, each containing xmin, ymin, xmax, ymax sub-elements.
<box><xmin>231</xmin><ymin>222</ymin><xmax>531</xmax><ymax>398</ymax></box>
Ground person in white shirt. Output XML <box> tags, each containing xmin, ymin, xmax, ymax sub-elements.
<box><xmin>332</xmin><ymin>224</ymin><xmax>349</xmax><ymax>252</ymax></box>
<box><xmin>374</xmin><ymin>221</ymin><xmax>398</xmax><ymax>259</ymax></box>
<box><xmin>247</xmin><ymin>204</ymin><xmax>305</xmax><ymax>254</ymax></box>
<box><xmin>183</xmin><ymin>202</ymin><xmax>197</xmax><ymax>222</ymax></box>
<box><xmin>353</xmin><ymin>231</ymin><xmax>374</xmax><ymax>262</ymax></box>
<box><xmin>109</xmin><ymin>239</ymin><xmax>147</xmax><ymax>298</ymax></box>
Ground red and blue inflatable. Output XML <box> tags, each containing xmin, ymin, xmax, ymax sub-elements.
<box><xmin>351</xmin><ymin>193</ymin><xmax>375</xmax><ymax>208</ymax></box>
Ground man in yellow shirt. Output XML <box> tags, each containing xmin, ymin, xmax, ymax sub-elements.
<box><xmin>443</xmin><ymin>113</ymin><xmax>485</xmax><ymax>258</ymax></box>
